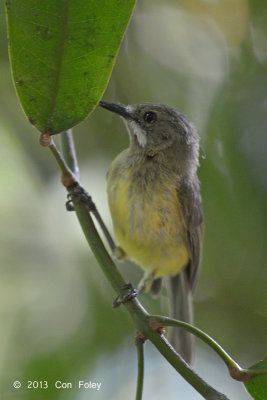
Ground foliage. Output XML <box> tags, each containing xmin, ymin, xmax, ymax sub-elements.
<box><xmin>6</xmin><ymin>0</ymin><xmax>135</xmax><ymax>134</ymax></box>
<box><xmin>244</xmin><ymin>358</ymin><xmax>267</xmax><ymax>400</ymax></box>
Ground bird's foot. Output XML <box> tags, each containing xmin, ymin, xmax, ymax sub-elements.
<box><xmin>65</xmin><ymin>184</ymin><xmax>96</xmax><ymax>213</ymax></box>
<box><xmin>113</xmin><ymin>246</ymin><xmax>127</xmax><ymax>260</ymax></box>
<box><xmin>112</xmin><ymin>283</ymin><xmax>139</xmax><ymax>308</ymax></box>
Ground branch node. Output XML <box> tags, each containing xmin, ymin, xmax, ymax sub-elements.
<box><xmin>62</xmin><ymin>173</ymin><xmax>77</xmax><ymax>188</ymax></box>
<box><xmin>40</xmin><ymin>132</ymin><xmax>52</xmax><ymax>147</ymax></box>
<box><xmin>229</xmin><ymin>368</ymin><xmax>251</xmax><ymax>382</ymax></box>
<box><xmin>149</xmin><ymin>318</ymin><xmax>165</xmax><ymax>335</ymax></box>
<box><xmin>135</xmin><ymin>330</ymin><xmax>147</xmax><ymax>344</ymax></box>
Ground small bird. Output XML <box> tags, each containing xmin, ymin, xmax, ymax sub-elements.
<box><xmin>100</xmin><ymin>101</ymin><xmax>204</xmax><ymax>365</ymax></box>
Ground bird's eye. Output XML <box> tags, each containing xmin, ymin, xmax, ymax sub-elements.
<box><xmin>143</xmin><ymin>111</ymin><xmax>157</xmax><ymax>123</ymax></box>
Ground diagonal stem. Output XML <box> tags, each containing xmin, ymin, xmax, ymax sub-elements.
<box><xmin>151</xmin><ymin>316</ymin><xmax>238</xmax><ymax>370</ymax></box>
<box><xmin>49</xmin><ymin>137</ymin><xmax>77</xmax><ymax>182</ymax></box>
<box><xmin>151</xmin><ymin>315</ymin><xmax>265</xmax><ymax>382</ymax></box>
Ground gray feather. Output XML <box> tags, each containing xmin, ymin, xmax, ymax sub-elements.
<box><xmin>151</xmin><ymin>277</ymin><xmax>162</xmax><ymax>298</ymax></box>
<box><xmin>168</xmin><ymin>271</ymin><xmax>194</xmax><ymax>365</ymax></box>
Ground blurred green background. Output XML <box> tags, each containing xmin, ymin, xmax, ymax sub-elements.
<box><xmin>0</xmin><ymin>0</ymin><xmax>266</xmax><ymax>399</ymax></box>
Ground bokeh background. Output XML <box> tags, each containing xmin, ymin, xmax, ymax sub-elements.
<box><xmin>0</xmin><ymin>0</ymin><xmax>266</xmax><ymax>399</ymax></box>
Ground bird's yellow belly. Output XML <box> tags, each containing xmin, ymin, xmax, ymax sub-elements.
<box><xmin>107</xmin><ymin>170</ymin><xmax>189</xmax><ymax>277</ymax></box>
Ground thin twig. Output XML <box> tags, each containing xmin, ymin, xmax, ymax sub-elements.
<box><xmin>135</xmin><ymin>332</ymin><xmax>145</xmax><ymax>400</ymax></box>
<box><xmin>60</xmin><ymin>129</ymin><xmax>80</xmax><ymax>181</ymax></box>
<box><xmin>49</xmin><ymin>138</ymin><xmax>77</xmax><ymax>184</ymax></box>
<box><xmin>44</xmin><ymin>135</ymin><xmax>116</xmax><ymax>253</ymax></box>
<box><xmin>151</xmin><ymin>315</ymin><xmax>264</xmax><ymax>382</ymax></box>
<box><xmin>149</xmin><ymin>333</ymin><xmax>230</xmax><ymax>400</ymax></box>
<box><xmin>59</xmin><ymin>131</ymin><xmax>117</xmax><ymax>252</ymax></box>
<box><xmin>151</xmin><ymin>316</ymin><xmax>238</xmax><ymax>370</ymax></box>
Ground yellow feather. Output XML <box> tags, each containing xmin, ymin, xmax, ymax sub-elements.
<box><xmin>107</xmin><ymin>152</ymin><xmax>189</xmax><ymax>278</ymax></box>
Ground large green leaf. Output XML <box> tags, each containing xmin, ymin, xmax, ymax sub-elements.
<box><xmin>244</xmin><ymin>358</ymin><xmax>267</xmax><ymax>400</ymax></box>
<box><xmin>5</xmin><ymin>0</ymin><xmax>136</xmax><ymax>134</ymax></box>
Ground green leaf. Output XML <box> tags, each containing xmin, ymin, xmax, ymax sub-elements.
<box><xmin>244</xmin><ymin>358</ymin><xmax>267</xmax><ymax>400</ymax></box>
<box><xmin>5</xmin><ymin>0</ymin><xmax>136</xmax><ymax>134</ymax></box>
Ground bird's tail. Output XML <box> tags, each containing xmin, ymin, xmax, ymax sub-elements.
<box><xmin>168</xmin><ymin>271</ymin><xmax>194</xmax><ymax>366</ymax></box>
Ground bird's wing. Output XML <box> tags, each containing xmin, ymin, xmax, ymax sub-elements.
<box><xmin>177</xmin><ymin>178</ymin><xmax>204</xmax><ymax>290</ymax></box>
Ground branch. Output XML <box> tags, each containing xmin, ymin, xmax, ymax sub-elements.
<box><xmin>140</xmin><ymin>320</ymin><xmax>230</xmax><ymax>400</ymax></box>
<box><xmin>60</xmin><ymin>130</ymin><xmax>117</xmax><ymax>252</ymax></box>
<box><xmin>150</xmin><ymin>315</ymin><xmax>261</xmax><ymax>382</ymax></box>
<box><xmin>135</xmin><ymin>332</ymin><xmax>145</xmax><ymax>400</ymax></box>
<box><xmin>42</xmin><ymin>130</ymin><xmax>230</xmax><ymax>400</ymax></box>
<box><xmin>40</xmin><ymin>131</ymin><xmax>118</xmax><ymax>253</ymax></box>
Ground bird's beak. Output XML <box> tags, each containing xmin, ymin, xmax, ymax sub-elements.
<box><xmin>99</xmin><ymin>101</ymin><xmax>134</xmax><ymax>120</ymax></box>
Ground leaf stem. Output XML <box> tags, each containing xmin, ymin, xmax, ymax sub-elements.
<box><xmin>151</xmin><ymin>315</ymin><xmax>264</xmax><ymax>382</ymax></box>
<box><xmin>152</xmin><ymin>316</ymin><xmax>238</xmax><ymax>369</ymax></box>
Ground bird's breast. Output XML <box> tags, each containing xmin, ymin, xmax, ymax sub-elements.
<box><xmin>107</xmin><ymin>160</ymin><xmax>189</xmax><ymax>276</ymax></box>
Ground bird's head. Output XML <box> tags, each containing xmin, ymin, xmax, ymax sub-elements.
<box><xmin>100</xmin><ymin>101</ymin><xmax>199</xmax><ymax>174</ymax></box>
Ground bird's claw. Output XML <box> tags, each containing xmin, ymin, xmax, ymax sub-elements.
<box><xmin>65</xmin><ymin>184</ymin><xmax>96</xmax><ymax>213</ymax></box>
<box><xmin>112</xmin><ymin>283</ymin><xmax>139</xmax><ymax>308</ymax></box>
